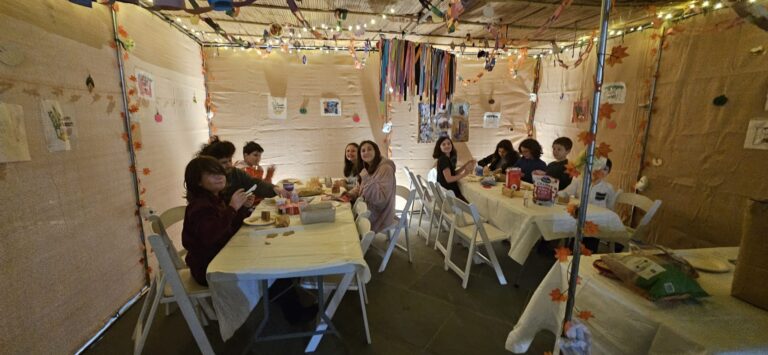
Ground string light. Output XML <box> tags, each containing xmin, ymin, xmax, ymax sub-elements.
<box><xmin>356</xmin><ymin>25</ymin><xmax>361</xmax><ymax>30</ymax></box>
<box><xmin>370</xmin><ymin>19</ymin><xmax>376</xmax><ymax>24</ymax></box>
<box><xmin>389</xmin><ymin>8</ymin><xmax>395</xmax><ymax>14</ymax></box>
<box><xmin>382</xmin><ymin>14</ymin><xmax>387</xmax><ymax>19</ymax></box>
<box><xmin>364</xmin><ymin>24</ymin><xmax>368</xmax><ymax>28</ymax></box>
<box><xmin>303</xmin><ymin>27</ymin><xmax>307</xmax><ymax>32</ymax></box>
<box><xmin>689</xmin><ymin>3</ymin><xmax>697</xmax><ymax>8</ymax></box>
<box><xmin>665</xmin><ymin>13</ymin><xmax>673</xmax><ymax>19</ymax></box>
<box><xmin>175</xmin><ymin>17</ymin><xmax>181</xmax><ymax>22</ymax></box>
<box><xmin>702</xmin><ymin>1</ymin><xmax>710</xmax><ymax>7</ymax></box>
<box><xmin>713</xmin><ymin>2</ymin><xmax>723</xmax><ymax>9</ymax></box>
<box><xmin>348</xmin><ymin>25</ymin><xmax>353</xmax><ymax>31</ymax></box>
<box><xmin>748</xmin><ymin>0</ymin><xmax>755</xmax><ymax>3</ymax></box>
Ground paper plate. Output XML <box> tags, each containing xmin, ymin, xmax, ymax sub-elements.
<box><xmin>244</xmin><ymin>216</ymin><xmax>276</xmax><ymax>227</ymax></box>
<box><xmin>684</xmin><ymin>255</ymin><xmax>731</xmax><ymax>273</ymax></box>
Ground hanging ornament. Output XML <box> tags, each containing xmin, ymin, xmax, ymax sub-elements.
<box><xmin>193</xmin><ymin>93</ymin><xmax>198</xmax><ymax>103</ymax></box>
<box><xmin>352</xmin><ymin>113</ymin><xmax>361</xmax><ymax>122</ymax></box>
<box><xmin>154</xmin><ymin>110</ymin><xmax>163</xmax><ymax>123</ymax></box>
<box><xmin>85</xmin><ymin>74</ymin><xmax>95</xmax><ymax>93</ymax></box>
<box><xmin>382</xmin><ymin>121</ymin><xmax>393</xmax><ymax>133</ymax></box>
<box><xmin>299</xmin><ymin>107</ymin><xmax>307</xmax><ymax>114</ymax></box>
<box><xmin>488</xmin><ymin>98</ymin><xmax>495</xmax><ymax>105</ymax></box>
<box><xmin>302</xmin><ymin>55</ymin><xmax>307</xmax><ymax>65</ymax></box>
<box><xmin>269</xmin><ymin>23</ymin><xmax>283</xmax><ymax>36</ymax></box>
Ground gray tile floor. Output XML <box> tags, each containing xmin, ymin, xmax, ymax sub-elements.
<box><xmin>84</xmin><ymin>224</ymin><xmax>557</xmax><ymax>355</ymax></box>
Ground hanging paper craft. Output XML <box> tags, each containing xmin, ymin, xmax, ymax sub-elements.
<box><xmin>320</xmin><ymin>99</ymin><xmax>341</xmax><ymax>116</ymax></box>
<box><xmin>483</xmin><ymin>112</ymin><xmax>501</xmax><ymax>128</ymax></box>
<box><xmin>743</xmin><ymin>119</ymin><xmax>768</xmax><ymax>150</ymax></box>
<box><xmin>135</xmin><ymin>70</ymin><xmax>155</xmax><ymax>100</ymax></box>
<box><xmin>418</xmin><ymin>103</ymin><xmax>436</xmax><ymax>143</ymax></box>
<box><xmin>0</xmin><ymin>103</ymin><xmax>31</xmax><ymax>163</ymax></box>
<box><xmin>598</xmin><ymin>103</ymin><xmax>615</xmax><ymax>120</ymax></box>
<box><xmin>607</xmin><ymin>45</ymin><xmax>630</xmax><ymax>67</ymax></box>
<box><xmin>451</xmin><ymin>102</ymin><xmax>470</xmax><ymax>142</ymax></box>
<box><xmin>603</xmin><ymin>82</ymin><xmax>626</xmax><ymax>104</ymax></box>
<box><xmin>86</xmin><ymin>74</ymin><xmax>95</xmax><ymax>93</ymax></box>
<box><xmin>435</xmin><ymin>106</ymin><xmax>452</xmax><ymax>139</ymax></box>
<box><xmin>40</xmin><ymin>99</ymin><xmax>71</xmax><ymax>152</ymax></box>
<box><xmin>572</xmin><ymin>99</ymin><xmax>589</xmax><ymax>123</ymax></box>
<box><xmin>154</xmin><ymin>110</ymin><xmax>163</xmax><ymax>123</ymax></box>
<box><xmin>352</xmin><ymin>113</ymin><xmax>361</xmax><ymax>123</ymax></box>
<box><xmin>268</xmin><ymin>95</ymin><xmax>287</xmax><ymax>120</ymax></box>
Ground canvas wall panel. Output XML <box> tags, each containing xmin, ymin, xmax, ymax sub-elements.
<box><xmin>0</xmin><ymin>1</ymin><xmax>208</xmax><ymax>353</ymax></box>
<box><xmin>0</xmin><ymin>2</ymin><xmax>142</xmax><ymax>353</ymax></box>
<box><xmin>205</xmin><ymin>49</ymin><xmax>534</xmax><ymax>185</ymax></box>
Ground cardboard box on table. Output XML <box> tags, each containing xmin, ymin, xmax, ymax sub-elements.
<box><xmin>731</xmin><ymin>199</ymin><xmax>768</xmax><ymax>311</ymax></box>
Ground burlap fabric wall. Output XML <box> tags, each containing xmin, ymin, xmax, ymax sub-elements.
<box><xmin>0</xmin><ymin>1</ymin><xmax>207</xmax><ymax>352</ymax></box>
<box><xmin>205</xmin><ymin>49</ymin><xmax>535</xmax><ymax>185</ymax></box>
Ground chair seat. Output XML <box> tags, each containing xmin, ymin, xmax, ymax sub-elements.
<box><xmin>163</xmin><ymin>268</ymin><xmax>211</xmax><ymax>297</ymax></box>
<box><xmin>453</xmin><ymin>223</ymin><xmax>508</xmax><ymax>244</ymax></box>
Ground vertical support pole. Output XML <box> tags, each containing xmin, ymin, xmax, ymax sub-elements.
<box><xmin>563</xmin><ymin>0</ymin><xmax>612</xmax><ymax>327</ymax></box>
<box><xmin>110</xmin><ymin>6</ymin><xmax>149</xmax><ymax>286</ymax></box>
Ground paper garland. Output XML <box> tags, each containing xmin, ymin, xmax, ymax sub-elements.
<box><xmin>378</xmin><ymin>38</ymin><xmax>457</xmax><ymax>114</ymax></box>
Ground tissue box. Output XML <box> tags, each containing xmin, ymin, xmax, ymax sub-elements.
<box><xmin>732</xmin><ymin>199</ymin><xmax>768</xmax><ymax>311</ymax></box>
<box><xmin>300</xmin><ymin>202</ymin><xmax>336</xmax><ymax>224</ymax></box>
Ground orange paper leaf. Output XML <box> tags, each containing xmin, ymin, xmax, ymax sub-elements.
<box><xmin>577</xmin><ymin>310</ymin><xmax>594</xmax><ymax>321</ymax></box>
<box><xmin>133</xmin><ymin>141</ymin><xmax>142</xmax><ymax>150</ymax></box>
<box><xmin>142</xmin><ymin>168</ymin><xmax>151</xmax><ymax>176</ymax></box>
<box><xmin>596</xmin><ymin>142</ymin><xmax>613</xmax><ymax>158</ymax></box>
<box><xmin>129</xmin><ymin>104</ymin><xmax>139</xmax><ymax>113</ymax></box>
<box><xmin>580</xmin><ymin>242</ymin><xmax>593</xmax><ymax>256</ymax></box>
<box><xmin>118</xmin><ymin>25</ymin><xmax>129</xmax><ymax>38</ymax></box>
<box><xmin>583</xmin><ymin>221</ymin><xmax>600</xmax><ymax>237</ymax></box>
<box><xmin>128</xmin><ymin>165</ymin><xmax>136</xmax><ymax>173</ymax></box>
<box><xmin>578</xmin><ymin>131</ymin><xmax>595</xmax><ymax>145</ymax></box>
<box><xmin>121</xmin><ymin>132</ymin><xmax>129</xmax><ymax>142</ymax></box>
<box><xmin>598</xmin><ymin>103</ymin><xmax>615</xmax><ymax>120</ymax></box>
<box><xmin>555</xmin><ymin>246</ymin><xmax>572</xmax><ymax>262</ymax></box>
<box><xmin>567</xmin><ymin>203</ymin><xmax>579</xmax><ymax>219</ymax></box>
<box><xmin>129</xmin><ymin>75</ymin><xmax>137</xmax><ymax>82</ymax></box>
<box><xmin>549</xmin><ymin>288</ymin><xmax>568</xmax><ymax>302</ymax></box>
<box><xmin>607</xmin><ymin>45</ymin><xmax>629</xmax><ymax>67</ymax></box>
<box><xmin>566</xmin><ymin>162</ymin><xmax>581</xmax><ymax>178</ymax></box>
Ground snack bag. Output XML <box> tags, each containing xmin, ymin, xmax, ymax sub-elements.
<box><xmin>532</xmin><ymin>171</ymin><xmax>559</xmax><ymax>206</ymax></box>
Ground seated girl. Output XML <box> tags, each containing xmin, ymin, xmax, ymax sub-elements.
<box><xmin>343</xmin><ymin>142</ymin><xmax>361</xmax><ymax>189</ymax></box>
<box><xmin>433</xmin><ymin>136</ymin><xmax>476</xmax><ymax>202</ymax></box>
<box><xmin>513</xmin><ymin>138</ymin><xmax>547</xmax><ymax>183</ymax></box>
<box><xmin>342</xmin><ymin>141</ymin><xmax>396</xmax><ymax>233</ymax></box>
<box><xmin>477</xmin><ymin>139</ymin><xmax>520</xmax><ymax>175</ymax></box>
<box><xmin>182</xmin><ymin>156</ymin><xmax>255</xmax><ymax>286</ymax></box>
<box><xmin>235</xmin><ymin>141</ymin><xmax>275</xmax><ymax>183</ymax></box>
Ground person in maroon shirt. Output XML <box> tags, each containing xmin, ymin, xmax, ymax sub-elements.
<box><xmin>182</xmin><ymin>156</ymin><xmax>255</xmax><ymax>286</ymax></box>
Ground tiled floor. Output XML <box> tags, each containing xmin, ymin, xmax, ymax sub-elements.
<box><xmin>84</xmin><ymin>224</ymin><xmax>557</xmax><ymax>354</ymax></box>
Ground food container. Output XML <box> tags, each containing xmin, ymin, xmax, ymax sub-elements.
<box><xmin>300</xmin><ymin>202</ymin><xmax>336</xmax><ymax>224</ymax></box>
<box><xmin>506</xmin><ymin>168</ymin><xmax>522</xmax><ymax>190</ymax></box>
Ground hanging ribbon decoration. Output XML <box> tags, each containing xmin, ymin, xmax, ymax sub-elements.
<box><xmin>379</xmin><ymin>38</ymin><xmax>456</xmax><ymax>115</ymax></box>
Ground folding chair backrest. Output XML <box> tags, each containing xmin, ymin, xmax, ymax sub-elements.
<box><xmin>353</xmin><ymin>197</ymin><xmax>366</xmax><ymax>213</ymax></box>
<box><xmin>147</xmin><ymin>214</ymin><xmax>186</xmax><ymax>270</ymax></box>
<box><xmin>395</xmin><ymin>185</ymin><xmax>411</xmax><ymax>202</ymax></box>
<box><xmin>354</xmin><ymin>200</ymin><xmax>369</xmax><ymax>216</ymax></box>
<box><xmin>151</xmin><ymin>206</ymin><xmax>186</xmax><ymax>235</ymax></box>
<box><xmin>395</xmin><ymin>189</ymin><xmax>416</xmax><ymax>227</ymax></box>
<box><xmin>417</xmin><ymin>175</ymin><xmax>432</xmax><ymax>203</ymax></box>
<box><xmin>403</xmin><ymin>166</ymin><xmax>415</xmax><ymax>189</ymax></box>
<box><xmin>438</xmin><ymin>185</ymin><xmax>457</xmax><ymax>216</ymax></box>
<box><xmin>148</xmin><ymin>234</ymin><xmax>187</xmax><ymax>287</ymax></box>
<box><xmin>614</xmin><ymin>192</ymin><xmax>662</xmax><ymax>227</ymax></box>
<box><xmin>450</xmin><ymin>195</ymin><xmax>481</xmax><ymax>225</ymax></box>
<box><xmin>407</xmin><ymin>169</ymin><xmax>425</xmax><ymax>202</ymax></box>
<box><xmin>427</xmin><ymin>167</ymin><xmax>437</xmax><ymax>183</ymax></box>
<box><xmin>356</xmin><ymin>216</ymin><xmax>371</xmax><ymax>236</ymax></box>
<box><xmin>356</xmin><ymin>216</ymin><xmax>375</xmax><ymax>254</ymax></box>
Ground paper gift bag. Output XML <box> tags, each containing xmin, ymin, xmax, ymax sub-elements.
<box><xmin>731</xmin><ymin>199</ymin><xmax>768</xmax><ymax>311</ymax></box>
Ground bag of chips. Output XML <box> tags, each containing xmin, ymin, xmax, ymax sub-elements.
<box><xmin>532</xmin><ymin>171</ymin><xmax>559</xmax><ymax>206</ymax></box>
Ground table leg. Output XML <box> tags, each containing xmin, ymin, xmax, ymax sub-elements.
<box><xmin>304</xmin><ymin>272</ymin><xmax>355</xmax><ymax>352</ymax></box>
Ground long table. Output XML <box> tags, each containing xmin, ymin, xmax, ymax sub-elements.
<box><xmin>459</xmin><ymin>180</ymin><xmax>629</xmax><ymax>264</ymax></box>
<box><xmin>206</xmin><ymin>200</ymin><xmax>370</xmax><ymax>352</ymax></box>
<box><xmin>505</xmin><ymin>247</ymin><xmax>768</xmax><ymax>354</ymax></box>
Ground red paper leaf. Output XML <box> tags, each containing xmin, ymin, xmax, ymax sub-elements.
<box><xmin>578</xmin><ymin>131</ymin><xmax>595</xmax><ymax>145</ymax></box>
<box><xmin>606</xmin><ymin>45</ymin><xmax>629</xmax><ymax>67</ymax></box>
<box><xmin>549</xmin><ymin>288</ymin><xmax>568</xmax><ymax>302</ymax></box>
<box><xmin>583</xmin><ymin>221</ymin><xmax>600</xmax><ymax>237</ymax></box>
<box><xmin>598</xmin><ymin>103</ymin><xmax>615</xmax><ymax>120</ymax></box>
<box><xmin>580</xmin><ymin>242</ymin><xmax>593</xmax><ymax>256</ymax></box>
<box><xmin>566</xmin><ymin>162</ymin><xmax>581</xmax><ymax>178</ymax></box>
<box><xmin>577</xmin><ymin>310</ymin><xmax>594</xmax><ymax>321</ymax></box>
<box><xmin>596</xmin><ymin>142</ymin><xmax>613</xmax><ymax>158</ymax></box>
<box><xmin>555</xmin><ymin>246</ymin><xmax>572</xmax><ymax>262</ymax></box>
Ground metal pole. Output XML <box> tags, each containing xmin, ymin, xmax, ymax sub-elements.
<box><xmin>636</xmin><ymin>26</ymin><xmax>666</xmax><ymax>182</ymax></box>
<box><xmin>562</xmin><ymin>0</ymin><xmax>612</xmax><ymax>327</ymax></box>
<box><xmin>110</xmin><ymin>7</ymin><xmax>150</xmax><ymax>286</ymax></box>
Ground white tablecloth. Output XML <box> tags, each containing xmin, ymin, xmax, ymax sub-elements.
<box><xmin>459</xmin><ymin>181</ymin><xmax>629</xmax><ymax>264</ymax></box>
<box><xmin>206</xmin><ymin>202</ymin><xmax>370</xmax><ymax>340</ymax></box>
<box><xmin>506</xmin><ymin>247</ymin><xmax>768</xmax><ymax>354</ymax></box>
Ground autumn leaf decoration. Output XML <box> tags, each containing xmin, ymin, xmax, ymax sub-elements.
<box><xmin>142</xmin><ymin>168</ymin><xmax>151</xmax><ymax>176</ymax></box>
<box><xmin>596</xmin><ymin>142</ymin><xmax>613</xmax><ymax>158</ymax></box>
<box><xmin>598</xmin><ymin>103</ymin><xmax>615</xmax><ymax>120</ymax></box>
<box><xmin>577</xmin><ymin>310</ymin><xmax>595</xmax><ymax>321</ymax></box>
<box><xmin>577</xmin><ymin>131</ymin><xmax>595</xmax><ymax>145</ymax></box>
<box><xmin>606</xmin><ymin>45</ymin><xmax>629</xmax><ymax>67</ymax></box>
<box><xmin>567</xmin><ymin>203</ymin><xmax>579</xmax><ymax>219</ymax></box>
<box><xmin>555</xmin><ymin>246</ymin><xmax>572</xmax><ymax>262</ymax></box>
<box><xmin>566</xmin><ymin>162</ymin><xmax>581</xmax><ymax>178</ymax></box>
<box><xmin>549</xmin><ymin>288</ymin><xmax>568</xmax><ymax>303</ymax></box>
<box><xmin>583</xmin><ymin>221</ymin><xmax>600</xmax><ymax>236</ymax></box>
<box><xmin>580</xmin><ymin>242</ymin><xmax>593</xmax><ymax>257</ymax></box>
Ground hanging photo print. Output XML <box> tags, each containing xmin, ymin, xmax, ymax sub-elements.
<box><xmin>320</xmin><ymin>98</ymin><xmax>342</xmax><ymax>116</ymax></box>
<box><xmin>603</xmin><ymin>82</ymin><xmax>626</xmax><ymax>104</ymax></box>
<box><xmin>135</xmin><ymin>69</ymin><xmax>155</xmax><ymax>100</ymax></box>
<box><xmin>418</xmin><ymin>103</ymin><xmax>436</xmax><ymax>143</ymax></box>
<box><xmin>744</xmin><ymin>119</ymin><xmax>768</xmax><ymax>150</ymax></box>
<box><xmin>268</xmin><ymin>95</ymin><xmax>287</xmax><ymax>120</ymax></box>
<box><xmin>451</xmin><ymin>102</ymin><xmax>470</xmax><ymax>142</ymax></box>
<box><xmin>434</xmin><ymin>106</ymin><xmax>452</xmax><ymax>140</ymax></box>
<box><xmin>572</xmin><ymin>99</ymin><xmax>589</xmax><ymax>123</ymax></box>
<box><xmin>40</xmin><ymin>99</ymin><xmax>71</xmax><ymax>152</ymax></box>
<box><xmin>483</xmin><ymin>112</ymin><xmax>501</xmax><ymax>128</ymax></box>
<box><xmin>0</xmin><ymin>102</ymin><xmax>31</xmax><ymax>163</ymax></box>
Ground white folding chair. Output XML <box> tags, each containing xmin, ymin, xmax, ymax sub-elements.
<box><xmin>415</xmin><ymin>175</ymin><xmax>436</xmax><ymax>245</ymax></box>
<box><xmin>403</xmin><ymin>166</ymin><xmax>423</xmax><ymax>221</ymax></box>
<box><xmin>353</xmin><ymin>200</ymin><xmax>371</xmax><ymax>223</ymax></box>
<box><xmin>394</xmin><ymin>185</ymin><xmax>413</xmax><ymax>244</ymax></box>
<box><xmin>443</xmin><ymin>196</ymin><xmax>508</xmax><ymax>289</ymax></box>
<box><xmin>134</xmin><ymin>234</ymin><xmax>215</xmax><ymax>355</ymax></box>
<box><xmin>427</xmin><ymin>167</ymin><xmax>437</xmax><ymax>183</ymax></box>
<box><xmin>376</xmin><ymin>188</ymin><xmax>416</xmax><ymax>272</ymax></box>
<box><xmin>301</xmin><ymin>216</ymin><xmax>374</xmax><ymax>344</ymax></box>
<box><xmin>614</xmin><ymin>191</ymin><xmax>662</xmax><ymax>244</ymax></box>
<box><xmin>147</xmin><ymin>206</ymin><xmax>187</xmax><ymax>268</ymax></box>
